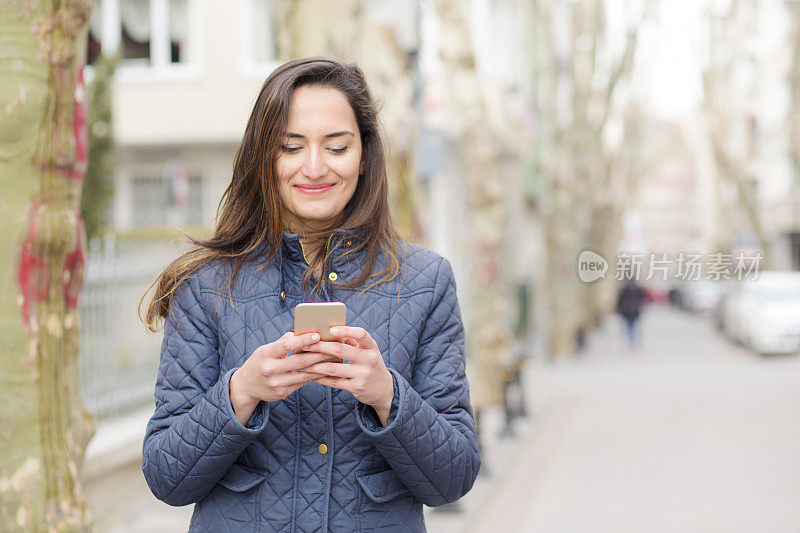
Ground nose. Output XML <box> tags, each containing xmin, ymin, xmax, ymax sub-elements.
<box><xmin>301</xmin><ymin>147</ymin><xmax>328</xmax><ymax>180</ymax></box>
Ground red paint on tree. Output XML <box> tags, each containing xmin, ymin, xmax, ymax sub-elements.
<box><xmin>62</xmin><ymin>215</ymin><xmax>85</xmax><ymax>309</ymax></box>
<box><xmin>17</xmin><ymin>197</ymin><xmax>50</xmax><ymax>333</ymax></box>
<box><xmin>69</xmin><ymin>65</ymin><xmax>88</xmax><ymax>181</ymax></box>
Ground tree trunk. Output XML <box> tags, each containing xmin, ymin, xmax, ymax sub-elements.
<box><xmin>703</xmin><ymin>0</ymin><xmax>771</xmax><ymax>268</ymax></box>
<box><xmin>535</xmin><ymin>0</ymin><xmax>644</xmax><ymax>357</ymax></box>
<box><xmin>0</xmin><ymin>1</ymin><xmax>94</xmax><ymax>530</ymax></box>
<box><xmin>433</xmin><ymin>0</ymin><xmax>511</xmax><ymax>407</ymax></box>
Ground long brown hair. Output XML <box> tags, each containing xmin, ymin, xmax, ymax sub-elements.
<box><xmin>140</xmin><ymin>57</ymin><xmax>403</xmax><ymax>332</ymax></box>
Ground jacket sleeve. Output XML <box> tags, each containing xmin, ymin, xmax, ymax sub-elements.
<box><xmin>142</xmin><ymin>274</ymin><xmax>269</xmax><ymax>506</ymax></box>
<box><xmin>355</xmin><ymin>256</ymin><xmax>481</xmax><ymax>506</ymax></box>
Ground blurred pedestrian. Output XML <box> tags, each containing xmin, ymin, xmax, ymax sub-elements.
<box><xmin>139</xmin><ymin>57</ymin><xmax>480</xmax><ymax>531</ymax></box>
<box><xmin>616</xmin><ymin>279</ymin><xmax>646</xmax><ymax>349</ymax></box>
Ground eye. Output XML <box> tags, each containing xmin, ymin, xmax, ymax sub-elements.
<box><xmin>281</xmin><ymin>145</ymin><xmax>302</xmax><ymax>153</ymax></box>
<box><xmin>329</xmin><ymin>146</ymin><xmax>348</xmax><ymax>155</ymax></box>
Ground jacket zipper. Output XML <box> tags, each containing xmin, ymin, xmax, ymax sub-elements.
<box><xmin>298</xmin><ymin>234</ymin><xmax>334</xmax><ymax>285</ymax></box>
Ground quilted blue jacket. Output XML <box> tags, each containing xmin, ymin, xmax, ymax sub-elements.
<box><xmin>142</xmin><ymin>229</ymin><xmax>481</xmax><ymax>531</ymax></box>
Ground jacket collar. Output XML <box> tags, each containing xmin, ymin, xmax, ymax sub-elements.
<box><xmin>277</xmin><ymin>228</ymin><xmax>367</xmax><ymax>307</ymax></box>
<box><xmin>281</xmin><ymin>228</ymin><xmax>365</xmax><ymax>264</ymax></box>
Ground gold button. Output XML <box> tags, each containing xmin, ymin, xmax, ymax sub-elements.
<box><xmin>346</xmin><ymin>240</ymin><xmax>352</xmax><ymax>247</ymax></box>
<box><xmin>280</xmin><ymin>290</ymin><xmax>285</xmax><ymax>301</ymax></box>
<box><xmin>318</xmin><ymin>443</ymin><xmax>327</xmax><ymax>455</ymax></box>
<box><xmin>328</xmin><ymin>272</ymin><xmax>338</xmax><ymax>281</ymax></box>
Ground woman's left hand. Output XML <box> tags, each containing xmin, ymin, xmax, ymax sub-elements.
<box><xmin>299</xmin><ymin>326</ymin><xmax>395</xmax><ymax>427</ymax></box>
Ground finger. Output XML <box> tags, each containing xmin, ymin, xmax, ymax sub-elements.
<box><xmin>267</xmin><ymin>331</ymin><xmax>320</xmax><ymax>358</ymax></box>
<box><xmin>312</xmin><ymin>375</ymin><xmax>353</xmax><ymax>392</ymax></box>
<box><xmin>305</xmin><ymin>340</ymin><xmax>363</xmax><ymax>362</ymax></box>
<box><xmin>328</xmin><ymin>326</ymin><xmax>377</xmax><ymax>349</ymax></box>
<box><xmin>302</xmin><ymin>361</ymin><xmax>363</xmax><ymax>379</ymax></box>
<box><xmin>277</xmin><ymin>370</ymin><xmax>324</xmax><ymax>387</ymax></box>
<box><xmin>341</xmin><ymin>337</ymin><xmax>358</xmax><ymax>348</ymax></box>
<box><xmin>295</xmin><ymin>369</ymin><xmax>328</xmax><ymax>379</ymax></box>
<box><xmin>338</xmin><ymin>337</ymin><xmax>358</xmax><ymax>361</ymax></box>
<box><xmin>275</xmin><ymin>351</ymin><xmax>341</xmax><ymax>373</ymax></box>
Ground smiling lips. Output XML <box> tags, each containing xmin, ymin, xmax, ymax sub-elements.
<box><xmin>295</xmin><ymin>183</ymin><xmax>334</xmax><ymax>195</ymax></box>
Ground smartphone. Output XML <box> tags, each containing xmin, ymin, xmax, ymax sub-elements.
<box><xmin>294</xmin><ymin>302</ymin><xmax>347</xmax><ymax>360</ymax></box>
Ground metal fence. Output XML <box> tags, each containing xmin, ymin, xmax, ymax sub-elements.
<box><xmin>78</xmin><ymin>235</ymin><xmax>185</xmax><ymax>422</ymax></box>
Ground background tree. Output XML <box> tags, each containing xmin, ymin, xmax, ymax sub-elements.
<box><xmin>702</xmin><ymin>0</ymin><xmax>770</xmax><ymax>267</ymax></box>
<box><xmin>80</xmin><ymin>53</ymin><xmax>117</xmax><ymax>240</ymax></box>
<box><xmin>432</xmin><ymin>0</ymin><xmax>513</xmax><ymax>407</ymax></box>
<box><xmin>0</xmin><ymin>0</ymin><xmax>94</xmax><ymax>530</ymax></box>
<box><xmin>533</xmin><ymin>0</ymin><xmax>648</xmax><ymax>357</ymax></box>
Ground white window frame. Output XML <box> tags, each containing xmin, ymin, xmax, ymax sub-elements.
<box><xmin>90</xmin><ymin>0</ymin><xmax>202</xmax><ymax>83</ymax></box>
<box><xmin>240</xmin><ymin>0</ymin><xmax>281</xmax><ymax>80</ymax></box>
<box><xmin>128</xmin><ymin>164</ymin><xmax>204</xmax><ymax>228</ymax></box>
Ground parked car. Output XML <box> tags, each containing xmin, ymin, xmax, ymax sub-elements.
<box><xmin>678</xmin><ymin>280</ymin><xmax>726</xmax><ymax>314</ymax></box>
<box><xmin>718</xmin><ymin>272</ymin><xmax>800</xmax><ymax>355</ymax></box>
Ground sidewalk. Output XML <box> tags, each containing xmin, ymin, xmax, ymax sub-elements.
<box><xmin>453</xmin><ymin>306</ymin><xmax>800</xmax><ymax>533</ymax></box>
<box><xmin>423</xmin><ymin>335</ymin><xmax>568</xmax><ymax>533</ymax></box>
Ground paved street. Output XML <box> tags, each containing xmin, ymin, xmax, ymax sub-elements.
<box><xmin>429</xmin><ymin>305</ymin><xmax>800</xmax><ymax>533</ymax></box>
<box><xmin>87</xmin><ymin>305</ymin><xmax>800</xmax><ymax>532</ymax></box>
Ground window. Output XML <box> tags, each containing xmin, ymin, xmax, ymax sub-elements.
<box><xmin>242</xmin><ymin>0</ymin><xmax>280</xmax><ymax>76</ymax></box>
<box><xmin>186</xmin><ymin>175</ymin><xmax>203</xmax><ymax>225</ymax></box>
<box><xmin>251</xmin><ymin>0</ymin><xmax>277</xmax><ymax>64</ymax></box>
<box><xmin>120</xmin><ymin>0</ymin><xmax>152</xmax><ymax>65</ymax></box>
<box><xmin>87</xmin><ymin>7</ymin><xmax>103</xmax><ymax>65</ymax></box>
<box><xmin>131</xmin><ymin>176</ymin><xmax>165</xmax><ymax>227</ymax></box>
<box><xmin>85</xmin><ymin>0</ymin><xmax>194</xmax><ymax>72</ymax></box>
<box><xmin>131</xmin><ymin>167</ymin><xmax>203</xmax><ymax>227</ymax></box>
<box><xmin>168</xmin><ymin>0</ymin><xmax>189</xmax><ymax>63</ymax></box>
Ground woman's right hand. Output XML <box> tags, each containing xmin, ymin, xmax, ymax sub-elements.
<box><xmin>229</xmin><ymin>331</ymin><xmax>328</xmax><ymax>426</ymax></box>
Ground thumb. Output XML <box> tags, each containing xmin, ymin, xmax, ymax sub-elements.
<box><xmin>258</xmin><ymin>332</ymin><xmax>293</xmax><ymax>359</ymax></box>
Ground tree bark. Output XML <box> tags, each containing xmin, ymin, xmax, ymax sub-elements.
<box><xmin>433</xmin><ymin>0</ymin><xmax>512</xmax><ymax>406</ymax></box>
<box><xmin>703</xmin><ymin>0</ymin><xmax>771</xmax><ymax>267</ymax></box>
<box><xmin>0</xmin><ymin>1</ymin><xmax>94</xmax><ymax>530</ymax></box>
<box><xmin>535</xmin><ymin>0</ymin><xmax>645</xmax><ymax>357</ymax></box>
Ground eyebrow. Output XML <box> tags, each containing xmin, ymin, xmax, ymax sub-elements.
<box><xmin>283</xmin><ymin>131</ymin><xmax>355</xmax><ymax>139</ymax></box>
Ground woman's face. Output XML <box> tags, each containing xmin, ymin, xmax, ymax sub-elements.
<box><xmin>276</xmin><ymin>85</ymin><xmax>364</xmax><ymax>231</ymax></box>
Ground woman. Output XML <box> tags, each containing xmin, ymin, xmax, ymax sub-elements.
<box><xmin>140</xmin><ymin>57</ymin><xmax>480</xmax><ymax>531</ymax></box>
